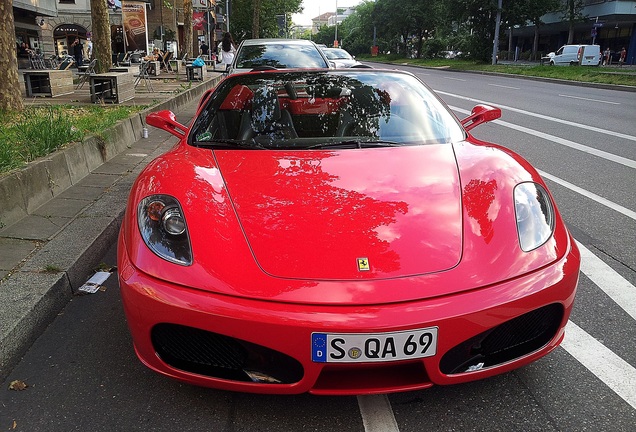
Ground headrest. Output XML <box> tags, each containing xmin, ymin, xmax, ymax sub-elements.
<box><xmin>251</xmin><ymin>87</ymin><xmax>281</xmax><ymax>133</ymax></box>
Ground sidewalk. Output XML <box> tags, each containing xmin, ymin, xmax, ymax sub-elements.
<box><xmin>0</xmin><ymin>67</ymin><xmax>223</xmax><ymax>381</ymax></box>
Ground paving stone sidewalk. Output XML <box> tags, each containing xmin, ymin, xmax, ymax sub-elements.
<box><xmin>0</xmin><ymin>68</ymin><xmax>223</xmax><ymax>381</ymax></box>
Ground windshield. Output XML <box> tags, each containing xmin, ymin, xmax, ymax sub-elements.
<box><xmin>324</xmin><ymin>49</ymin><xmax>353</xmax><ymax>60</ymax></box>
<box><xmin>234</xmin><ymin>43</ymin><xmax>329</xmax><ymax>70</ymax></box>
<box><xmin>189</xmin><ymin>70</ymin><xmax>465</xmax><ymax>150</ymax></box>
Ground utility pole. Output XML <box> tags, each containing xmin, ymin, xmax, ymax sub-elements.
<box><xmin>226</xmin><ymin>0</ymin><xmax>230</xmax><ymax>32</ymax></box>
<box><xmin>492</xmin><ymin>0</ymin><xmax>502</xmax><ymax>65</ymax></box>
<box><xmin>334</xmin><ymin>0</ymin><xmax>338</xmax><ymax>47</ymax></box>
<box><xmin>206</xmin><ymin>0</ymin><xmax>211</xmax><ymax>52</ymax></box>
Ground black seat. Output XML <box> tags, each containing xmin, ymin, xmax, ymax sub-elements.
<box><xmin>337</xmin><ymin>85</ymin><xmax>387</xmax><ymax>137</ymax></box>
<box><xmin>237</xmin><ymin>87</ymin><xmax>297</xmax><ymax>141</ymax></box>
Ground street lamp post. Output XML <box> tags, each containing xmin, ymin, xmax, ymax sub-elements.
<box><xmin>492</xmin><ymin>0</ymin><xmax>502</xmax><ymax>65</ymax></box>
<box><xmin>226</xmin><ymin>0</ymin><xmax>230</xmax><ymax>32</ymax></box>
<box><xmin>334</xmin><ymin>0</ymin><xmax>338</xmax><ymax>47</ymax></box>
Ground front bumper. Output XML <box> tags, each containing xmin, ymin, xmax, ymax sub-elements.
<box><xmin>118</xmin><ymin>235</ymin><xmax>579</xmax><ymax>395</ymax></box>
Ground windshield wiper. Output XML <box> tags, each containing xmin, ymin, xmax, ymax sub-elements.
<box><xmin>193</xmin><ymin>139</ymin><xmax>268</xmax><ymax>150</ymax></box>
<box><xmin>307</xmin><ymin>140</ymin><xmax>403</xmax><ymax>149</ymax></box>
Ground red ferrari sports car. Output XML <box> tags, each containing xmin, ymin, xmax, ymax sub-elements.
<box><xmin>117</xmin><ymin>68</ymin><xmax>580</xmax><ymax>395</ymax></box>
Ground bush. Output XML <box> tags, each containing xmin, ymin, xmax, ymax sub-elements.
<box><xmin>0</xmin><ymin>105</ymin><xmax>144</xmax><ymax>174</ymax></box>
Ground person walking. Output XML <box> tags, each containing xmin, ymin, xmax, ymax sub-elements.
<box><xmin>199</xmin><ymin>41</ymin><xmax>209</xmax><ymax>57</ymax></box>
<box><xmin>603</xmin><ymin>47</ymin><xmax>610</xmax><ymax>66</ymax></box>
<box><xmin>86</xmin><ymin>38</ymin><xmax>93</xmax><ymax>61</ymax></box>
<box><xmin>618</xmin><ymin>47</ymin><xmax>627</xmax><ymax>67</ymax></box>
<box><xmin>220</xmin><ymin>32</ymin><xmax>237</xmax><ymax>68</ymax></box>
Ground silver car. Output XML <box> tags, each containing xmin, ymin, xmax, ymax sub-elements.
<box><xmin>228</xmin><ymin>39</ymin><xmax>332</xmax><ymax>74</ymax></box>
<box><xmin>321</xmin><ymin>47</ymin><xmax>363</xmax><ymax>68</ymax></box>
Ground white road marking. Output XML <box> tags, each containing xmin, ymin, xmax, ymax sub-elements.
<box><xmin>449</xmin><ymin>105</ymin><xmax>636</xmax><ymax>169</ymax></box>
<box><xmin>576</xmin><ymin>241</ymin><xmax>636</xmax><ymax>320</ymax></box>
<box><xmin>539</xmin><ymin>171</ymin><xmax>636</xmax><ymax>220</ymax></box>
<box><xmin>558</xmin><ymin>94</ymin><xmax>620</xmax><ymax>105</ymax></box>
<box><xmin>360</xmin><ymin>86</ymin><xmax>636</xmax><ymax>420</ymax></box>
<box><xmin>358</xmin><ymin>394</ymin><xmax>400</xmax><ymax>432</ymax></box>
<box><xmin>439</xmin><ymin>90</ymin><xmax>636</xmax><ymax>142</ymax></box>
<box><xmin>363</xmin><ymin>78</ymin><xmax>636</xmax><ymax>424</ymax></box>
<box><xmin>354</xmin><ymin>240</ymin><xmax>636</xmax><ymax>430</ymax></box>
<box><xmin>562</xmin><ymin>320</ymin><xmax>636</xmax><ymax>410</ymax></box>
<box><xmin>488</xmin><ymin>83</ymin><xmax>520</xmax><ymax>90</ymax></box>
<box><xmin>444</xmin><ymin>77</ymin><xmax>466</xmax><ymax>81</ymax></box>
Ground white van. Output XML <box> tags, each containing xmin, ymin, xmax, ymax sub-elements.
<box><xmin>547</xmin><ymin>44</ymin><xmax>601</xmax><ymax>66</ymax></box>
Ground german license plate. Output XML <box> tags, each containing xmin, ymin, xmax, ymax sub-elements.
<box><xmin>311</xmin><ymin>327</ymin><xmax>438</xmax><ymax>363</ymax></box>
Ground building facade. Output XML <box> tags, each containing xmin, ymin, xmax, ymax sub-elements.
<box><xmin>510</xmin><ymin>0</ymin><xmax>635</xmax><ymax>64</ymax></box>
<box><xmin>13</xmin><ymin>0</ymin><xmax>223</xmax><ymax>69</ymax></box>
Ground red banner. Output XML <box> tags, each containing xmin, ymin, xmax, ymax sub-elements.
<box><xmin>193</xmin><ymin>12</ymin><xmax>206</xmax><ymax>31</ymax></box>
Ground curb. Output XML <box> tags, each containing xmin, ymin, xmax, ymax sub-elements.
<box><xmin>0</xmin><ymin>79</ymin><xmax>217</xmax><ymax>230</ymax></box>
<box><xmin>0</xmin><ymin>76</ymin><xmax>221</xmax><ymax>381</ymax></box>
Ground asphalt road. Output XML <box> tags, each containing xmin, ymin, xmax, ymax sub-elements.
<box><xmin>2</xmin><ymin>63</ymin><xmax>635</xmax><ymax>431</ymax></box>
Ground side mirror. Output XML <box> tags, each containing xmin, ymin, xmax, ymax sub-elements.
<box><xmin>146</xmin><ymin>110</ymin><xmax>187</xmax><ymax>139</ymax></box>
<box><xmin>461</xmin><ymin>104</ymin><xmax>501</xmax><ymax>132</ymax></box>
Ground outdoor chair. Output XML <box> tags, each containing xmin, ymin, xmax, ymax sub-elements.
<box><xmin>134</xmin><ymin>60</ymin><xmax>154</xmax><ymax>92</ymax></box>
<box><xmin>117</xmin><ymin>52</ymin><xmax>132</xmax><ymax>67</ymax></box>
<box><xmin>29</xmin><ymin>53</ymin><xmax>46</xmax><ymax>70</ymax></box>
<box><xmin>180</xmin><ymin>51</ymin><xmax>189</xmax><ymax>66</ymax></box>
<box><xmin>46</xmin><ymin>55</ymin><xmax>59</xmax><ymax>69</ymax></box>
<box><xmin>58</xmin><ymin>57</ymin><xmax>75</xmax><ymax>70</ymax></box>
<box><xmin>161</xmin><ymin>51</ymin><xmax>174</xmax><ymax>73</ymax></box>
<box><xmin>76</xmin><ymin>58</ymin><xmax>97</xmax><ymax>89</ymax></box>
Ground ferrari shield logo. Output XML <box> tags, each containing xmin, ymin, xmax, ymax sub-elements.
<box><xmin>357</xmin><ymin>258</ymin><xmax>370</xmax><ymax>271</ymax></box>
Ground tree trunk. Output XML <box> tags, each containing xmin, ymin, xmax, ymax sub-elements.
<box><xmin>532</xmin><ymin>25</ymin><xmax>540</xmax><ymax>61</ymax></box>
<box><xmin>90</xmin><ymin>0</ymin><xmax>113</xmax><ymax>73</ymax></box>
<box><xmin>252</xmin><ymin>0</ymin><xmax>261</xmax><ymax>38</ymax></box>
<box><xmin>184</xmin><ymin>0</ymin><xmax>193</xmax><ymax>57</ymax></box>
<box><xmin>0</xmin><ymin>0</ymin><xmax>24</xmax><ymax>111</ymax></box>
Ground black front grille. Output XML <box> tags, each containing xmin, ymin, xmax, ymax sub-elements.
<box><xmin>440</xmin><ymin>303</ymin><xmax>564</xmax><ymax>374</ymax></box>
<box><xmin>151</xmin><ymin>323</ymin><xmax>304</xmax><ymax>384</ymax></box>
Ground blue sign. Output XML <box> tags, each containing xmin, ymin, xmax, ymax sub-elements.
<box><xmin>311</xmin><ymin>333</ymin><xmax>327</xmax><ymax>362</ymax></box>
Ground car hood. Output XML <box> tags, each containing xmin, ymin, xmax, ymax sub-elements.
<box><xmin>124</xmin><ymin>140</ymin><xmax>570</xmax><ymax>304</ymax></box>
<box><xmin>332</xmin><ymin>59</ymin><xmax>361</xmax><ymax>68</ymax></box>
<box><xmin>216</xmin><ymin>145</ymin><xmax>462</xmax><ymax>280</ymax></box>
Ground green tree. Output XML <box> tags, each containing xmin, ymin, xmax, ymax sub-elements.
<box><xmin>314</xmin><ymin>25</ymin><xmax>336</xmax><ymax>47</ymax></box>
<box><xmin>560</xmin><ymin>0</ymin><xmax>587</xmax><ymax>44</ymax></box>
<box><xmin>230</xmin><ymin>0</ymin><xmax>302</xmax><ymax>41</ymax></box>
<box><xmin>90</xmin><ymin>0</ymin><xmax>112</xmax><ymax>73</ymax></box>
<box><xmin>522</xmin><ymin>0</ymin><xmax>561</xmax><ymax>60</ymax></box>
<box><xmin>184</xmin><ymin>0</ymin><xmax>193</xmax><ymax>57</ymax></box>
<box><xmin>341</xmin><ymin>0</ymin><xmax>378</xmax><ymax>56</ymax></box>
<box><xmin>374</xmin><ymin>0</ymin><xmax>415</xmax><ymax>56</ymax></box>
<box><xmin>447</xmin><ymin>0</ymin><xmax>500</xmax><ymax>62</ymax></box>
<box><xmin>0</xmin><ymin>0</ymin><xmax>23</xmax><ymax>111</ymax></box>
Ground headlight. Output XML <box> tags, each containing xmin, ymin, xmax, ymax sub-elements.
<box><xmin>514</xmin><ymin>182</ymin><xmax>555</xmax><ymax>252</ymax></box>
<box><xmin>137</xmin><ymin>195</ymin><xmax>192</xmax><ymax>265</ymax></box>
